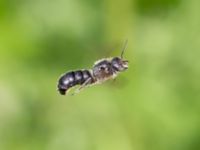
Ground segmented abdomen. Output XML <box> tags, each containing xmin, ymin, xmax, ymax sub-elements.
<box><xmin>57</xmin><ymin>70</ymin><xmax>93</xmax><ymax>95</ymax></box>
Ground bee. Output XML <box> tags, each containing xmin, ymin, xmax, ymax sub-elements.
<box><xmin>57</xmin><ymin>41</ymin><xmax>129</xmax><ymax>95</ymax></box>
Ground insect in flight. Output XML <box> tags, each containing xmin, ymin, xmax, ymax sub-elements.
<box><xmin>57</xmin><ymin>40</ymin><xmax>129</xmax><ymax>95</ymax></box>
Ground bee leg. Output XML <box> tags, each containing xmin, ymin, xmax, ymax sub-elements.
<box><xmin>71</xmin><ymin>78</ymin><xmax>92</xmax><ymax>95</ymax></box>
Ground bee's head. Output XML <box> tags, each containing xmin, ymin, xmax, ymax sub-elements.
<box><xmin>111</xmin><ymin>39</ymin><xmax>129</xmax><ymax>72</ymax></box>
<box><xmin>111</xmin><ymin>57</ymin><xmax>128</xmax><ymax>72</ymax></box>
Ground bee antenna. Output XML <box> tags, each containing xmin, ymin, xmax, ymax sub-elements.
<box><xmin>120</xmin><ymin>39</ymin><xmax>128</xmax><ymax>59</ymax></box>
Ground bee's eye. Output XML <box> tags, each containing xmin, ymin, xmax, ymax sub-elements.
<box><xmin>99</xmin><ymin>66</ymin><xmax>106</xmax><ymax>71</ymax></box>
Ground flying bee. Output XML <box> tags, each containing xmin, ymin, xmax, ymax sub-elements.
<box><xmin>57</xmin><ymin>40</ymin><xmax>129</xmax><ymax>95</ymax></box>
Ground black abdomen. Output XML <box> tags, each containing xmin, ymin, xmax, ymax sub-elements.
<box><xmin>57</xmin><ymin>70</ymin><xmax>93</xmax><ymax>95</ymax></box>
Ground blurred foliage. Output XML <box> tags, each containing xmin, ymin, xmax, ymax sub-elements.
<box><xmin>137</xmin><ymin>0</ymin><xmax>180</xmax><ymax>14</ymax></box>
<box><xmin>0</xmin><ymin>0</ymin><xmax>200</xmax><ymax>150</ymax></box>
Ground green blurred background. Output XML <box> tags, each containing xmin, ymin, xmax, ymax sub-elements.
<box><xmin>0</xmin><ymin>0</ymin><xmax>200</xmax><ymax>150</ymax></box>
